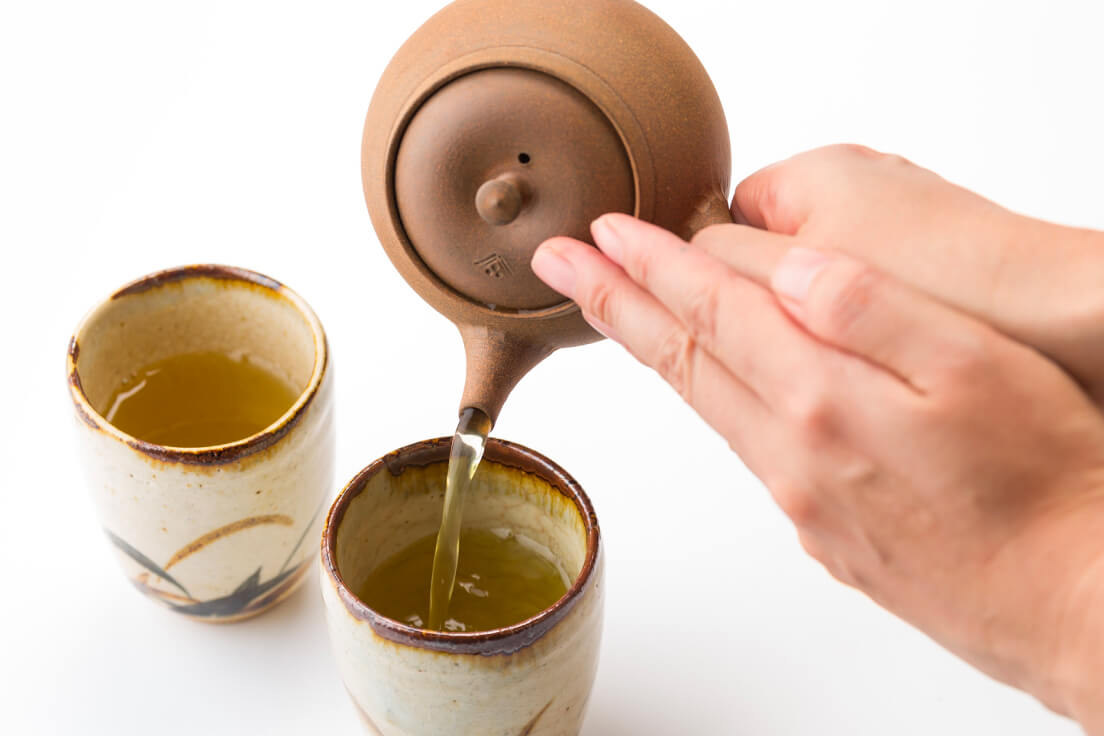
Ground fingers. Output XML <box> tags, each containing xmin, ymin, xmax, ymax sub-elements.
<box><xmin>732</xmin><ymin>143</ymin><xmax>886</xmax><ymax>233</ymax></box>
<box><xmin>531</xmin><ymin>217</ymin><xmax>928</xmax><ymax>486</ymax></box>
<box><xmin>767</xmin><ymin>247</ymin><xmax>998</xmax><ymax>392</ymax></box>
<box><xmin>584</xmin><ymin>214</ymin><xmax>826</xmax><ymax>407</ymax></box>
<box><xmin>732</xmin><ymin>159</ymin><xmax>798</xmax><ymax>232</ymax></box>
<box><xmin>530</xmin><ymin>236</ymin><xmax>776</xmax><ymax>467</ymax></box>
<box><xmin>689</xmin><ymin>224</ymin><xmax>792</xmax><ymax>287</ymax></box>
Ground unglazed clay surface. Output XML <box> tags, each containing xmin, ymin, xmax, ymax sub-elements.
<box><xmin>362</xmin><ymin>0</ymin><xmax>734</xmax><ymax>422</ymax></box>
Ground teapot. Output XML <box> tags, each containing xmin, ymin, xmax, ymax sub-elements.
<box><xmin>363</xmin><ymin>0</ymin><xmax>733</xmax><ymax>424</ymax></box>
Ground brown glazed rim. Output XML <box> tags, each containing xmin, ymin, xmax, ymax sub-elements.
<box><xmin>321</xmin><ymin>437</ymin><xmax>601</xmax><ymax>656</ymax></box>
<box><xmin>66</xmin><ymin>264</ymin><xmax>329</xmax><ymax>466</ymax></box>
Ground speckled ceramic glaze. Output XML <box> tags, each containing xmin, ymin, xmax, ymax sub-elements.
<box><xmin>68</xmin><ymin>265</ymin><xmax>334</xmax><ymax>622</ymax></box>
<box><xmin>321</xmin><ymin>439</ymin><xmax>603</xmax><ymax>736</ymax></box>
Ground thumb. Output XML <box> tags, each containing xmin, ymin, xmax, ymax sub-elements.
<box><xmin>772</xmin><ymin>248</ymin><xmax>988</xmax><ymax>390</ymax></box>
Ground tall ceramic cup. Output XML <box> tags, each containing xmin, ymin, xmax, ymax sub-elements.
<box><xmin>68</xmin><ymin>265</ymin><xmax>334</xmax><ymax>622</ymax></box>
<box><xmin>321</xmin><ymin>438</ymin><xmax>604</xmax><ymax>736</ymax></box>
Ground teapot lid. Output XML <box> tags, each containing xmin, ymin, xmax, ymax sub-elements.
<box><xmin>393</xmin><ymin>67</ymin><xmax>635</xmax><ymax>311</ymax></box>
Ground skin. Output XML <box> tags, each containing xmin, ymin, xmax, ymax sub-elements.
<box><xmin>530</xmin><ymin>145</ymin><xmax>1104</xmax><ymax>731</ymax></box>
<box><xmin>718</xmin><ymin>144</ymin><xmax>1104</xmax><ymax>404</ymax></box>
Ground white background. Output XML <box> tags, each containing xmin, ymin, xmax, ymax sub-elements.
<box><xmin>2</xmin><ymin>0</ymin><xmax>1101</xmax><ymax>733</ymax></box>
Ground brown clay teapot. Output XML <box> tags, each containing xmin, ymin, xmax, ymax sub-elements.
<box><xmin>363</xmin><ymin>0</ymin><xmax>732</xmax><ymax>424</ymax></box>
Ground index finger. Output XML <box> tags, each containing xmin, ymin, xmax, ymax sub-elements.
<box><xmin>588</xmin><ymin>214</ymin><xmax>827</xmax><ymax>408</ymax></box>
<box><xmin>530</xmin><ymin>236</ymin><xmax>778</xmax><ymax>468</ymax></box>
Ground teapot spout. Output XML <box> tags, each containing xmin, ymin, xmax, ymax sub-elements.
<box><xmin>458</xmin><ymin>325</ymin><xmax>556</xmax><ymax>425</ymax></box>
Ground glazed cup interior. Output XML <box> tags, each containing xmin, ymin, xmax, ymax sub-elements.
<box><xmin>70</xmin><ymin>265</ymin><xmax>324</xmax><ymax>447</ymax></box>
<box><xmin>326</xmin><ymin>438</ymin><xmax>598</xmax><ymax>638</ymax></box>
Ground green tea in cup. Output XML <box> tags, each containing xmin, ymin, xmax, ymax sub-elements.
<box><xmin>104</xmin><ymin>351</ymin><xmax>299</xmax><ymax>447</ymax></box>
<box><xmin>69</xmin><ymin>264</ymin><xmax>334</xmax><ymax>622</ymax></box>
<box><xmin>357</xmin><ymin>526</ymin><xmax>570</xmax><ymax>632</ymax></box>
<box><xmin>321</xmin><ymin>438</ymin><xmax>603</xmax><ymax>735</ymax></box>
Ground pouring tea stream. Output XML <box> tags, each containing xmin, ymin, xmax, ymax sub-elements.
<box><xmin>362</xmin><ymin>0</ymin><xmax>735</xmax><ymax>629</ymax></box>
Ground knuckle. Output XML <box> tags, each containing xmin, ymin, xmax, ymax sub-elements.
<box><xmin>578</xmin><ymin>278</ymin><xmax>618</xmax><ymax>326</ymax></box>
<box><xmin>837</xmin><ymin>456</ymin><xmax>880</xmax><ymax>488</ymax></box>
<box><xmin>828</xmin><ymin>142</ymin><xmax>879</xmax><ymax>160</ymax></box>
<box><xmin>653</xmin><ymin>328</ymin><xmax>699</xmax><ymax>402</ymax></box>
<box><xmin>936</xmin><ymin>329</ymin><xmax>994</xmax><ymax>383</ymax></box>
<box><xmin>784</xmin><ymin>388</ymin><xmax>835</xmax><ymax>441</ymax></box>
<box><xmin>877</xmin><ymin>151</ymin><xmax>914</xmax><ymax>168</ymax></box>
<box><xmin>756</xmin><ymin>169</ymin><xmax>788</xmax><ymax>227</ymax></box>
<box><xmin>828</xmin><ymin>143</ymin><xmax>909</xmax><ymax>168</ymax></box>
<box><xmin>738</xmin><ymin>164</ymin><xmax>796</xmax><ymax>230</ymax></box>
<box><xmin>681</xmin><ymin>281</ymin><xmax>721</xmax><ymax>348</ymax></box>
<box><xmin>624</xmin><ymin>240</ymin><xmax>657</xmax><ymax>287</ymax></box>
<box><xmin>823</xmin><ymin>556</ymin><xmax>861</xmax><ymax>589</ymax></box>
<box><xmin>773</xmin><ymin>482</ymin><xmax>821</xmax><ymax>529</ymax></box>
<box><xmin>808</xmin><ymin>261</ymin><xmax>880</xmax><ymax>342</ymax></box>
<box><xmin>795</xmin><ymin>533</ymin><xmax>859</xmax><ymax>588</ymax></box>
<box><xmin>796</xmin><ymin>531</ymin><xmax>825</xmax><ymax>561</ymax></box>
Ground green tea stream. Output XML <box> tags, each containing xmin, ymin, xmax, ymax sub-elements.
<box><xmin>427</xmin><ymin>407</ymin><xmax>494</xmax><ymax>630</ymax></box>
<box><xmin>357</xmin><ymin>408</ymin><xmax>571</xmax><ymax>632</ymax></box>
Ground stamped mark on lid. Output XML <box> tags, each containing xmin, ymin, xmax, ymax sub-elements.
<box><xmin>475</xmin><ymin>253</ymin><xmax>512</xmax><ymax>279</ymax></box>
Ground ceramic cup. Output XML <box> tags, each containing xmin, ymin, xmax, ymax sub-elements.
<box><xmin>321</xmin><ymin>438</ymin><xmax>604</xmax><ymax>736</ymax></box>
<box><xmin>68</xmin><ymin>265</ymin><xmax>334</xmax><ymax>622</ymax></box>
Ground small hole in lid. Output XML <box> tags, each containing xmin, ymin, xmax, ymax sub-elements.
<box><xmin>518</xmin><ymin>153</ymin><xmax>531</xmax><ymax>165</ymax></box>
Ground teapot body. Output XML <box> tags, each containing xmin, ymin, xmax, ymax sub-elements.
<box><xmin>363</xmin><ymin>0</ymin><xmax>732</xmax><ymax>420</ymax></box>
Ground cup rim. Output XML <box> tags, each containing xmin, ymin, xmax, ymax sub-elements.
<box><xmin>67</xmin><ymin>264</ymin><xmax>329</xmax><ymax>466</ymax></box>
<box><xmin>321</xmin><ymin>437</ymin><xmax>602</xmax><ymax>656</ymax></box>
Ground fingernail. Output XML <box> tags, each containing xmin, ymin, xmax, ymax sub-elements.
<box><xmin>532</xmin><ymin>243</ymin><xmax>577</xmax><ymax>299</ymax></box>
<box><xmin>773</xmin><ymin>248</ymin><xmax>832</xmax><ymax>302</ymax></box>
<box><xmin>591</xmin><ymin>215</ymin><xmax>624</xmax><ymax>265</ymax></box>
<box><xmin>584</xmin><ymin>314</ymin><xmax>623</xmax><ymax>344</ymax></box>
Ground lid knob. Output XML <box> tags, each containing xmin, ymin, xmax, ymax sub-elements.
<box><xmin>392</xmin><ymin>67</ymin><xmax>634</xmax><ymax>311</ymax></box>
<box><xmin>475</xmin><ymin>175</ymin><xmax>528</xmax><ymax>226</ymax></box>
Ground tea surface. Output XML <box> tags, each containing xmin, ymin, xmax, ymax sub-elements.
<box><xmin>104</xmin><ymin>351</ymin><xmax>299</xmax><ymax>447</ymax></box>
<box><xmin>358</xmin><ymin>527</ymin><xmax>570</xmax><ymax>632</ymax></box>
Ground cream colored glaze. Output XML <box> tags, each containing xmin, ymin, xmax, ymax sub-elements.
<box><xmin>322</xmin><ymin>455</ymin><xmax>604</xmax><ymax>735</ymax></box>
<box><xmin>69</xmin><ymin>267</ymin><xmax>334</xmax><ymax>621</ymax></box>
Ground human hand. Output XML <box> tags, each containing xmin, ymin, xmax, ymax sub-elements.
<box><xmin>532</xmin><ymin>214</ymin><xmax>1104</xmax><ymax>729</ymax></box>
<box><xmin>705</xmin><ymin>144</ymin><xmax>1104</xmax><ymax>402</ymax></box>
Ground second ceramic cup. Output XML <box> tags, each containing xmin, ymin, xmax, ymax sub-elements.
<box><xmin>68</xmin><ymin>265</ymin><xmax>334</xmax><ymax>622</ymax></box>
<box><xmin>321</xmin><ymin>439</ymin><xmax>604</xmax><ymax>736</ymax></box>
